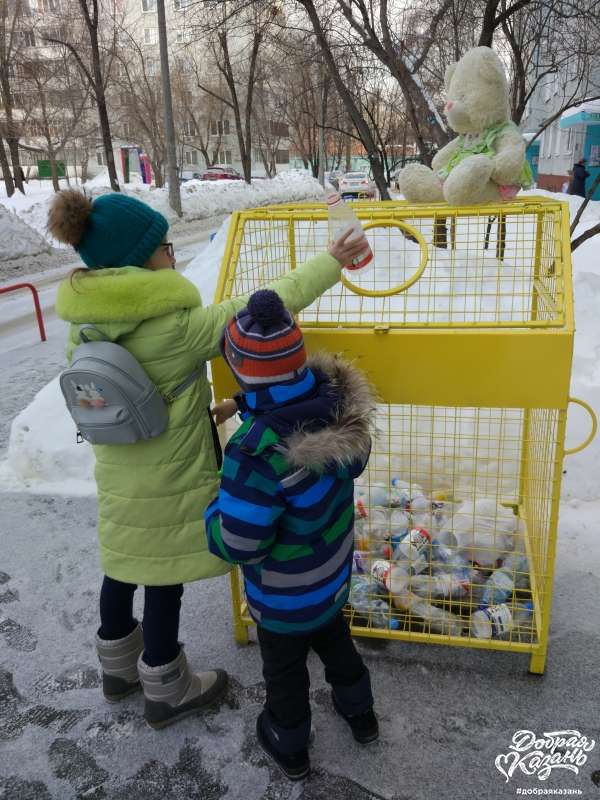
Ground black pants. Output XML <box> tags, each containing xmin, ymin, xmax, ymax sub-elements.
<box><xmin>98</xmin><ymin>575</ymin><xmax>183</xmax><ymax>667</ymax></box>
<box><xmin>257</xmin><ymin>611</ymin><xmax>372</xmax><ymax>730</ymax></box>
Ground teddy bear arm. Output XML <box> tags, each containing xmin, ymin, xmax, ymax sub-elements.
<box><xmin>431</xmin><ymin>138</ymin><xmax>462</xmax><ymax>172</ymax></box>
<box><xmin>491</xmin><ymin>132</ymin><xmax>526</xmax><ymax>185</ymax></box>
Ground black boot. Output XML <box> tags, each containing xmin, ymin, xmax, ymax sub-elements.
<box><xmin>332</xmin><ymin>691</ymin><xmax>379</xmax><ymax>743</ymax></box>
<box><xmin>331</xmin><ymin>671</ymin><xmax>378</xmax><ymax>744</ymax></box>
<box><xmin>256</xmin><ymin>711</ymin><xmax>310</xmax><ymax>781</ymax></box>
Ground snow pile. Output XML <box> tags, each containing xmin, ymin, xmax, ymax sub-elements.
<box><xmin>2</xmin><ymin>191</ymin><xmax>600</xmax><ymax>502</ymax></box>
<box><xmin>0</xmin><ymin>204</ymin><xmax>51</xmax><ymax>261</ymax></box>
<box><xmin>0</xmin><ymin>218</ymin><xmax>231</xmax><ymax>495</ymax></box>
<box><xmin>0</xmin><ymin>171</ymin><xmax>324</xmax><ymax>245</ymax></box>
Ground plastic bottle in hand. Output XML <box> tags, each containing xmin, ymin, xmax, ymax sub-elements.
<box><xmin>327</xmin><ymin>192</ymin><xmax>373</xmax><ymax>271</ymax></box>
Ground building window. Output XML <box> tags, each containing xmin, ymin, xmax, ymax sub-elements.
<box><xmin>21</xmin><ymin>30</ymin><xmax>36</xmax><ymax>47</ymax></box>
<box><xmin>275</xmin><ymin>149</ymin><xmax>289</xmax><ymax>164</ymax></box>
<box><xmin>141</xmin><ymin>0</ymin><xmax>156</xmax><ymax>10</ymax></box>
<box><xmin>182</xmin><ymin>90</ymin><xmax>193</xmax><ymax>105</ymax></box>
<box><xmin>176</xmin><ymin>29</ymin><xmax>192</xmax><ymax>43</ymax></box>
<box><xmin>184</xmin><ymin>150</ymin><xmax>198</xmax><ymax>165</ymax></box>
<box><xmin>210</xmin><ymin>119</ymin><xmax>230</xmax><ymax>136</ymax></box>
<box><xmin>143</xmin><ymin>28</ymin><xmax>157</xmax><ymax>45</ymax></box>
<box><xmin>565</xmin><ymin>128</ymin><xmax>573</xmax><ymax>154</ymax></box>
<box><xmin>37</xmin><ymin>0</ymin><xmax>59</xmax><ymax>11</ymax></box>
<box><xmin>146</xmin><ymin>59</ymin><xmax>157</xmax><ymax>76</ymax></box>
<box><xmin>216</xmin><ymin>149</ymin><xmax>232</xmax><ymax>165</ymax></box>
<box><xmin>270</xmin><ymin>121</ymin><xmax>289</xmax><ymax>137</ymax></box>
<box><xmin>120</xmin><ymin>92</ymin><xmax>130</xmax><ymax>107</ymax></box>
<box><xmin>97</xmin><ymin>151</ymin><xmax>106</xmax><ymax>166</ymax></box>
<box><xmin>183</xmin><ymin>119</ymin><xmax>198</xmax><ymax>136</ymax></box>
<box><xmin>174</xmin><ymin>0</ymin><xmax>192</xmax><ymax>9</ymax></box>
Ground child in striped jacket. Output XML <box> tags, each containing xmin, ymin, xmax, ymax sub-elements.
<box><xmin>205</xmin><ymin>289</ymin><xmax>378</xmax><ymax>781</ymax></box>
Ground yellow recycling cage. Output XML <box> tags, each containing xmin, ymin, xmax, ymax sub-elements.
<box><xmin>211</xmin><ymin>197</ymin><xmax>597</xmax><ymax>674</ymax></box>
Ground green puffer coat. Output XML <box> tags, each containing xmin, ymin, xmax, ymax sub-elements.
<box><xmin>56</xmin><ymin>253</ymin><xmax>341</xmax><ymax>586</ymax></box>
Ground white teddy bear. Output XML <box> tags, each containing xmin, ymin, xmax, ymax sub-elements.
<box><xmin>399</xmin><ymin>47</ymin><xmax>532</xmax><ymax>206</ymax></box>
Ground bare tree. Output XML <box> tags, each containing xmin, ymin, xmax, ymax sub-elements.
<box><xmin>157</xmin><ymin>0</ymin><xmax>181</xmax><ymax>214</ymax></box>
<box><xmin>45</xmin><ymin>0</ymin><xmax>120</xmax><ymax>190</ymax></box>
<box><xmin>0</xmin><ymin>0</ymin><xmax>27</xmax><ymax>194</ymax></box>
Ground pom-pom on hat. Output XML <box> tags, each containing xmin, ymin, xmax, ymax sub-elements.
<box><xmin>47</xmin><ymin>189</ymin><xmax>169</xmax><ymax>269</ymax></box>
<box><xmin>221</xmin><ymin>289</ymin><xmax>306</xmax><ymax>391</ymax></box>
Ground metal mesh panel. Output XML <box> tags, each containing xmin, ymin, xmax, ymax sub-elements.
<box><xmin>223</xmin><ymin>200</ymin><xmax>566</xmax><ymax>328</ymax></box>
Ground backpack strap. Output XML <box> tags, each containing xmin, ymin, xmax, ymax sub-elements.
<box><xmin>79</xmin><ymin>323</ymin><xmax>201</xmax><ymax>404</ymax></box>
<box><xmin>162</xmin><ymin>367</ymin><xmax>203</xmax><ymax>404</ymax></box>
<box><xmin>79</xmin><ymin>325</ymin><xmax>109</xmax><ymax>343</ymax></box>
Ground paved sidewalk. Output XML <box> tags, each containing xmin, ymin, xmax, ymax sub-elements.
<box><xmin>1</xmin><ymin>339</ymin><xmax>600</xmax><ymax>800</ymax></box>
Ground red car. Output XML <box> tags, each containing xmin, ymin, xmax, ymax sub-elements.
<box><xmin>201</xmin><ymin>165</ymin><xmax>244</xmax><ymax>181</ymax></box>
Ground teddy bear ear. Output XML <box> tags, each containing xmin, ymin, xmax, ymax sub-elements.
<box><xmin>476</xmin><ymin>46</ymin><xmax>506</xmax><ymax>84</ymax></box>
<box><xmin>444</xmin><ymin>63</ymin><xmax>457</xmax><ymax>90</ymax></box>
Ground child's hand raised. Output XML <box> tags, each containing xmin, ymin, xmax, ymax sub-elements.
<box><xmin>211</xmin><ymin>399</ymin><xmax>238</xmax><ymax>426</ymax></box>
<box><xmin>327</xmin><ymin>227</ymin><xmax>369</xmax><ymax>267</ymax></box>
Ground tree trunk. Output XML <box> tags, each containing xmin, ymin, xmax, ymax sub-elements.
<box><xmin>0</xmin><ymin>137</ymin><xmax>15</xmax><ymax>197</ymax></box>
<box><xmin>157</xmin><ymin>0</ymin><xmax>182</xmax><ymax>216</ymax></box>
<box><xmin>48</xmin><ymin>147</ymin><xmax>60</xmax><ymax>192</ymax></box>
<box><xmin>345</xmin><ymin>133</ymin><xmax>352</xmax><ymax>172</ymax></box>
<box><xmin>7</xmin><ymin>136</ymin><xmax>24</xmax><ymax>193</ymax></box>
<box><xmin>299</xmin><ymin>1</ymin><xmax>390</xmax><ymax>199</ymax></box>
<box><xmin>88</xmin><ymin>23</ymin><xmax>119</xmax><ymax>192</ymax></box>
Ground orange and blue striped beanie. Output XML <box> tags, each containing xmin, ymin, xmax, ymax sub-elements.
<box><xmin>221</xmin><ymin>290</ymin><xmax>306</xmax><ymax>391</ymax></box>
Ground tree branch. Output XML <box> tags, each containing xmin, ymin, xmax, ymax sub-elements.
<box><xmin>571</xmin><ymin>221</ymin><xmax>600</xmax><ymax>252</ymax></box>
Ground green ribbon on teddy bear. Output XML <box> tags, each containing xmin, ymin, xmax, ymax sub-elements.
<box><xmin>437</xmin><ymin>121</ymin><xmax>533</xmax><ymax>189</ymax></box>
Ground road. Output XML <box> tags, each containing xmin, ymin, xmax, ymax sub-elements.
<box><xmin>0</xmin><ymin>217</ymin><xmax>225</xmax><ymax>353</ymax></box>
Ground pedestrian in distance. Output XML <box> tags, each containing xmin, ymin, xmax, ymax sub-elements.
<box><xmin>570</xmin><ymin>159</ymin><xmax>590</xmax><ymax>197</ymax></box>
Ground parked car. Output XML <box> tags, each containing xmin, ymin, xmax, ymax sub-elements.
<box><xmin>179</xmin><ymin>172</ymin><xmax>201</xmax><ymax>183</ymax></box>
<box><xmin>338</xmin><ymin>171</ymin><xmax>377</xmax><ymax>198</ymax></box>
<box><xmin>200</xmin><ymin>165</ymin><xmax>244</xmax><ymax>181</ymax></box>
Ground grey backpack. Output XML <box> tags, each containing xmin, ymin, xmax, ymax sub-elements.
<box><xmin>60</xmin><ymin>326</ymin><xmax>201</xmax><ymax>445</ymax></box>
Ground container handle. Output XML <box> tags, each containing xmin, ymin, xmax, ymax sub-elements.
<box><xmin>340</xmin><ymin>219</ymin><xmax>429</xmax><ymax>298</ymax></box>
<box><xmin>564</xmin><ymin>397</ymin><xmax>598</xmax><ymax>455</ymax></box>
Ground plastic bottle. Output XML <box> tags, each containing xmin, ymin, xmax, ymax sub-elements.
<box><xmin>470</xmin><ymin>601</ymin><xmax>534</xmax><ymax>640</ymax></box>
<box><xmin>370</xmin><ymin>560</ymin><xmax>410</xmax><ymax>593</ymax></box>
<box><xmin>392</xmin><ymin>589</ymin><xmax>464</xmax><ymax>636</ymax></box>
<box><xmin>349</xmin><ymin>575</ymin><xmax>400</xmax><ymax>629</ymax></box>
<box><xmin>327</xmin><ymin>192</ymin><xmax>373</xmax><ymax>271</ymax></box>
<box><xmin>396</xmin><ymin>527</ymin><xmax>431</xmax><ymax>561</ymax></box>
<box><xmin>408</xmin><ymin>572</ymin><xmax>470</xmax><ymax>600</ymax></box>
<box><xmin>480</xmin><ymin>555</ymin><xmax>529</xmax><ymax>607</ymax></box>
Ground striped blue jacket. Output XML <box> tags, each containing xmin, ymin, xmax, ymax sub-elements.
<box><xmin>205</xmin><ymin>352</ymin><xmax>374</xmax><ymax>634</ymax></box>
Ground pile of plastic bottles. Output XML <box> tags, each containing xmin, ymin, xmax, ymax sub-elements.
<box><xmin>349</xmin><ymin>479</ymin><xmax>534</xmax><ymax>640</ymax></box>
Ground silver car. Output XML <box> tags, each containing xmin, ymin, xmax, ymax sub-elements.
<box><xmin>338</xmin><ymin>171</ymin><xmax>377</xmax><ymax>198</ymax></box>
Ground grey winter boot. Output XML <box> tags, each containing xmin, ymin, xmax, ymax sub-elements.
<box><xmin>95</xmin><ymin>624</ymin><xmax>143</xmax><ymax>702</ymax></box>
<box><xmin>137</xmin><ymin>648</ymin><xmax>228</xmax><ymax>730</ymax></box>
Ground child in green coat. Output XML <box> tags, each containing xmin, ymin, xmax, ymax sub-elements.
<box><xmin>49</xmin><ymin>189</ymin><xmax>367</xmax><ymax>729</ymax></box>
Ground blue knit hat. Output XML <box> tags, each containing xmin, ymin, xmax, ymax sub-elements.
<box><xmin>48</xmin><ymin>190</ymin><xmax>169</xmax><ymax>269</ymax></box>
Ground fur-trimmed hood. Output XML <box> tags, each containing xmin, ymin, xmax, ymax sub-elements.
<box><xmin>281</xmin><ymin>352</ymin><xmax>375</xmax><ymax>472</ymax></box>
<box><xmin>56</xmin><ymin>266</ymin><xmax>201</xmax><ymax>325</ymax></box>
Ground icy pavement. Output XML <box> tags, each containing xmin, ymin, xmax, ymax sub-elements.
<box><xmin>1</xmin><ymin>338</ymin><xmax>600</xmax><ymax>799</ymax></box>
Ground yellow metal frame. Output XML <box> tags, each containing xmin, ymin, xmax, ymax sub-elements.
<box><xmin>339</xmin><ymin>219</ymin><xmax>429</xmax><ymax>297</ymax></box>
<box><xmin>212</xmin><ymin>197</ymin><xmax>595</xmax><ymax>675</ymax></box>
